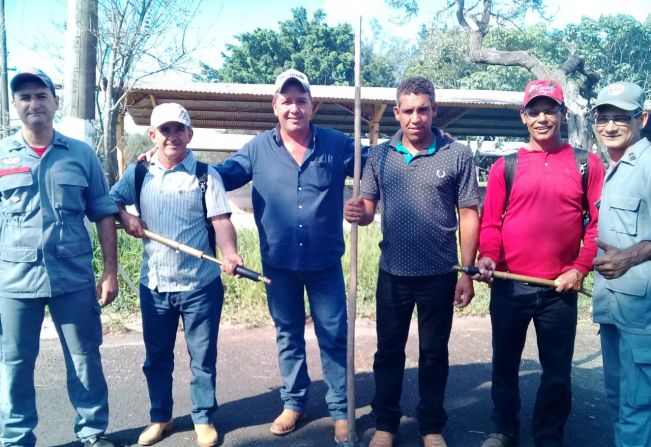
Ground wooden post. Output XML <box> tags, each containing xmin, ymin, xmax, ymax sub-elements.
<box><xmin>345</xmin><ymin>15</ymin><xmax>362</xmax><ymax>447</ymax></box>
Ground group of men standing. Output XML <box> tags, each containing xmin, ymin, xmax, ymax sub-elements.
<box><xmin>0</xmin><ymin>65</ymin><xmax>648</xmax><ymax>447</ymax></box>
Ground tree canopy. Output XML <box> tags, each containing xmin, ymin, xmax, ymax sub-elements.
<box><xmin>196</xmin><ymin>7</ymin><xmax>399</xmax><ymax>87</ymax></box>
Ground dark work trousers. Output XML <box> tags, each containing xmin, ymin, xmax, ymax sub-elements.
<box><xmin>372</xmin><ymin>269</ymin><xmax>456</xmax><ymax>435</ymax></box>
<box><xmin>489</xmin><ymin>279</ymin><xmax>578</xmax><ymax>447</ymax></box>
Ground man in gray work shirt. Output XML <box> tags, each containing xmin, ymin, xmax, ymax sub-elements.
<box><xmin>0</xmin><ymin>68</ymin><xmax>118</xmax><ymax>447</ymax></box>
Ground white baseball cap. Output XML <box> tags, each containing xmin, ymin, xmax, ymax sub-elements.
<box><xmin>274</xmin><ymin>69</ymin><xmax>311</xmax><ymax>93</ymax></box>
<box><xmin>150</xmin><ymin>103</ymin><xmax>192</xmax><ymax>128</ymax></box>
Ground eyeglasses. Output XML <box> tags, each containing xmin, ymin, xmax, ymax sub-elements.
<box><xmin>522</xmin><ymin>107</ymin><xmax>562</xmax><ymax>118</ymax></box>
<box><xmin>594</xmin><ymin>111</ymin><xmax>642</xmax><ymax>127</ymax></box>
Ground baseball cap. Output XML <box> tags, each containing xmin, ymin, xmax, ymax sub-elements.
<box><xmin>10</xmin><ymin>68</ymin><xmax>56</xmax><ymax>96</ymax></box>
<box><xmin>274</xmin><ymin>69</ymin><xmax>311</xmax><ymax>93</ymax></box>
<box><xmin>522</xmin><ymin>79</ymin><xmax>564</xmax><ymax>108</ymax></box>
<box><xmin>150</xmin><ymin>103</ymin><xmax>192</xmax><ymax>129</ymax></box>
<box><xmin>591</xmin><ymin>82</ymin><xmax>645</xmax><ymax>112</ymax></box>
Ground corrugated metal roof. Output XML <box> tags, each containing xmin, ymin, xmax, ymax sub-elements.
<box><xmin>124</xmin><ymin>82</ymin><xmax>531</xmax><ymax>138</ymax></box>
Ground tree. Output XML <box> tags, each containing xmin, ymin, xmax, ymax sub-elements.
<box><xmin>196</xmin><ymin>7</ymin><xmax>398</xmax><ymax>88</ymax></box>
<box><xmin>96</xmin><ymin>0</ymin><xmax>201</xmax><ymax>184</ymax></box>
<box><xmin>390</xmin><ymin>0</ymin><xmax>602</xmax><ymax>147</ymax></box>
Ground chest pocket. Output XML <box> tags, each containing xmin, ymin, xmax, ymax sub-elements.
<box><xmin>54</xmin><ymin>171</ymin><xmax>88</xmax><ymax>212</ymax></box>
<box><xmin>608</xmin><ymin>193</ymin><xmax>640</xmax><ymax>236</ymax></box>
<box><xmin>307</xmin><ymin>160</ymin><xmax>333</xmax><ymax>189</ymax></box>
<box><xmin>0</xmin><ymin>172</ymin><xmax>34</xmax><ymax>215</ymax></box>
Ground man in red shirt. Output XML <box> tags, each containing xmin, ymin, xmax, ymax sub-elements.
<box><xmin>475</xmin><ymin>80</ymin><xmax>604</xmax><ymax>447</ymax></box>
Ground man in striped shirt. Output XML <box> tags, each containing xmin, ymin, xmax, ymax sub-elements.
<box><xmin>110</xmin><ymin>103</ymin><xmax>242</xmax><ymax>447</ymax></box>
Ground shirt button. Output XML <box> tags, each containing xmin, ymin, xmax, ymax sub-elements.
<box><xmin>298</xmin><ymin>187</ymin><xmax>302</xmax><ymax>191</ymax></box>
<box><xmin>298</xmin><ymin>205</ymin><xmax>303</xmax><ymax>209</ymax></box>
<box><xmin>298</xmin><ymin>224</ymin><xmax>303</xmax><ymax>228</ymax></box>
<box><xmin>299</xmin><ymin>242</ymin><xmax>303</xmax><ymax>247</ymax></box>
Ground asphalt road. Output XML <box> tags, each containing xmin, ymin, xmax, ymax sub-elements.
<box><xmin>31</xmin><ymin>316</ymin><xmax>612</xmax><ymax>447</ymax></box>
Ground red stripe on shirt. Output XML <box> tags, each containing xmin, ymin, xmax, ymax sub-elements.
<box><xmin>0</xmin><ymin>166</ymin><xmax>31</xmax><ymax>176</ymax></box>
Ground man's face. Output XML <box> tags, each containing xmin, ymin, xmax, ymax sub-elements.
<box><xmin>393</xmin><ymin>93</ymin><xmax>436</xmax><ymax>146</ymax></box>
<box><xmin>148</xmin><ymin>122</ymin><xmax>193</xmax><ymax>163</ymax></box>
<box><xmin>520</xmin><ymin>97</ymin><xmax>564</xmax><ymax>144</ymax></box>
<box><xmin>594</xmin><ymin>105</ymin><xmax>648</xmax><ymax>154</ymax></box>
<box><xmin>272</xmin><ymin>85</ymin><xmax>313</xmax><ymax>134</ymax></box>
<box><xmin>12</xmin><ymin>82</ymin><xmax>59</xmax><ymax>131</ymax></box>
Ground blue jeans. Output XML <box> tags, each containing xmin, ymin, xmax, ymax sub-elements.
<box><xmin>372</xmin><ymin>270</ymin><xmax>456</xmax><ymax>435</ymax></box>
<box><xmin>139</xmin><ymin>279</ymin><xmax>223</xmax><ymax>424</ymax></box>
<box><xmin>0</xmin><ymin>287</ymin><xmax>109</xmax><ymax>447</ymax></box>
<box><xmin>489</xmin><ymin>279</ymin><xmax>577</xmax><ymax>447</ymax></box>
<box><xmin>262</xmin><ymin>262</ymin><xmax>348</xmax><ymax>420</ymax></box>
<box><xmin>600</xmin><ymin>323</ymin><xmax>651</xmax><ymax>447</ymax></box>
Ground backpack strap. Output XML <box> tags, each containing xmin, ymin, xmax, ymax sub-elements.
<box><xmin>196</xmin><ymin>161</ymin><xmax>217</xmax><ymax>256</ymax></box>
<box><xmin>502</xmin><ymin>152</ymin><xmax>518</xmax><ymax>216</ymax></box>
<box><xmin>134</xmin><ymin>161</ymin><xmax>148</xmax><ymax>215</ymax></box>
<box><xmin>573</xmin><ymin>147</ymin><xmax>590</xmax><ymax>221</ymax></box>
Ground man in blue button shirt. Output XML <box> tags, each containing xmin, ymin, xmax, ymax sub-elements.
<box><xmin>592</xmin><ymin>81</ymin><xmax>651</xmax><ymax>447</ymax></box>
<box><xmin>0</xmin><ymin>69</ymin><xmax>118</xmax><ymax>447</ymax></box>
<box><xmin>216</xmin><ymin>69</ymin><xmax>357</xmax><ymax>442</ymax></box>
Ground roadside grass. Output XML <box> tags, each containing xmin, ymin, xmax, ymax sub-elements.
<box><xmin>95</xmin><ymin>224</ymin><xmax>593</xmax><ymax>327</ymax></box>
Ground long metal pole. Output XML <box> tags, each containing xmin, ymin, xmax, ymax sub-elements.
<box><xmin>344</xmin><ymin>15</ymin><xmax>363</xmax><ymax>447</ymax></box>
<box><xmin>141</xmin><ymin>228</ymin><xmax>271</xmax><ymax>284</ymax></box>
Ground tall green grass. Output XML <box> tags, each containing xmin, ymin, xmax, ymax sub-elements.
<box><xmin>94</xmin><ymin>224</ymin><xmax>592</xmax><ymax>326</ymax></box>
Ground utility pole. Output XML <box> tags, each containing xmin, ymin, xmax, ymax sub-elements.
<box><xmin>62</xmin><ymin>0</ymin><xmax>98</xmax><ymax>145</ymax></box>
<box><xmin>0</xmin><ymin>0</ymin><xmax>9</xmax><ymax>137</ymax></box>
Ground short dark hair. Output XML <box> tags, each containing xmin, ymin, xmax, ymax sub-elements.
<box><xmin>396</xmin><ymin>76</ymin><xmax>435</xmax><ymax>106</ymax></box>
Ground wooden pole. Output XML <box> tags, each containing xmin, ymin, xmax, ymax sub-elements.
<box><xmin>344</xmin><ymin>15</ymin><xmax>363</xmax><ymax>446</ymax></box>
<box><xmin>0</xmin><ymin>0</ymin><xmax>9</xmax><ymax>138</ymax></box>
<box><xmin>454</xmin><ymin>265</ymin><xmax>593</xmax><ymax>297</ymax></box>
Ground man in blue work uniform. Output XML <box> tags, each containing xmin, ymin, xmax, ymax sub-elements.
<box><xmin>111</xmin><ymin>103</ymin><xmax>243</xmax><ymax>447</ymax></box>
<box><xmin>0</xmin><ymin>68</ymin><xmax>119</xmax><ymax>447</ymax></box>
<box><xmin>592</xmin><ymin>81</ymin><xmax>651</xmax><ymax>447</ymax></box>
<box><xmin>216</xmin><ymin>69</ymin><xmax>357</xmax><ymax>443</ymax></box>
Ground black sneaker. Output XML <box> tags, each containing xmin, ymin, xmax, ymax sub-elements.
<box><xmin>83</xmin><ymin>435</ymin><xmax>115</xmax><ymax>447</ymax></box>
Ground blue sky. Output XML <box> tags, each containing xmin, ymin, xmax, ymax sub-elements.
<box><xmin>5</xmin><ymin>0</ymin><xmax>651</xmax><ymax>84</ymax></box>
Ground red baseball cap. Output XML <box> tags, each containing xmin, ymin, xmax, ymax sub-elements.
<box><xmin>522</xmin><ymin>79</ymin><xmax>564</xmax><ymax>108</ymax></box>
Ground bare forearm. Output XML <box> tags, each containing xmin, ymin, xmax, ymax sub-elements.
<box><xmin>96</xmin><ymin>215</ymin><xmax>118</xmax><ymax>274</ymax></box>
<box><xmin>459</xmin><ymin>207</ymin><xmax>480</xmax><ymax>266</ymax></box>
<box><xmin>213</xmin><ymin>217</ymin><xmax>239</xmax><ymax>256</ymax></box>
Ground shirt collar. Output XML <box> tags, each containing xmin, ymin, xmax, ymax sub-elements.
<box><xmin>272</xmin><ymin>123</ymin><xmax>317</xmax><ymax>148</ymax></box>
<box><xmin>150</xmin><ymin>149</ymin><xmax>195</xmax><ymax>172</ymax></box>
<box><xmin>7</xmin><ymin>130</ymin><xmax>68</xmax><ymax>152</ymax></box>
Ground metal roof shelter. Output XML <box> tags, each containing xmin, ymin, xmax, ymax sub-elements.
<box><xmin>122</xmin><ymin>82</ymin><xmax>529</xmax><ymax>143</ymax></box>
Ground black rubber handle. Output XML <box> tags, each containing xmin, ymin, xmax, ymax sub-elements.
<box><xmin>462</xmin><ymin>265</ymin><xmax>480</xmax><ymax>276</ymax></box>
<box><xmin>234</xmin><ymin>265</ymin><xmax>269</xmax><ymax>284</ymax></box>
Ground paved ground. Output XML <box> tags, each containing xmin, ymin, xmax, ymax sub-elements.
<box><xmin>31</xmin><ymin>316</ymin><xmax>612</xmax><ymax>447</ymax></box>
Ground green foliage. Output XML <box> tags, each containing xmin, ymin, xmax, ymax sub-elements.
<box><xmin>196</xmin><ymin>7</ymin><xmax>398</xmax><ymax>88</ymax></box>
<box><xmin>405</xmin><ymin>15</ymin><xmax>651</xmax><ymax>97</ymax></box>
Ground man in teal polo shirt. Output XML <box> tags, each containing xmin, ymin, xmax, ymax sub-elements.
<box><xmin>344</xmin><ymin>76</ymin><xmax>480</xmax><ymax>447</ymax></box>
<box><xmin>592</xmin><ymin>81</ymin><xmax>651</xmax><ymax>447</ymax></box>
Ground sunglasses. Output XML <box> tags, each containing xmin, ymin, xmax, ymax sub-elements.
<box><xmin>594</xmin><ymin>111</ymin><xmax>642</xmax><ymax>127</ymax></box>
<box><xmin>522</xmin><ymin>107</ymin><xmax>562</xmax><ymax>118</ymax></box>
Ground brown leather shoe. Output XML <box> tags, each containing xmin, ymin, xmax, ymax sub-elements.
<box><xmin>137</xmin><ymin>421</ymin><xmax>173</xmax><ymax>446</ymax></box>
<box><xmin>194</xmin><ymin>423</ymin><xmax>218</xmax><ymax>447</ymax></box>
<box><xmin>334</xmin><ymin>419</ymin><xmax>348</xmax><ymax>442</ymax></box>
<box><xmin>270</xmin><ymin>409</ymin><xmax>303</xmax><ymax>435</ymax></box>
<box><xmin>422</xmin><ymin>433</ymin><xmax>448</xmax><ymax>447</ymax></box>
<box><xmin>369</xmin><ymin>430</ymin><xmax>395</xmax><ymax>447</ymax></box>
